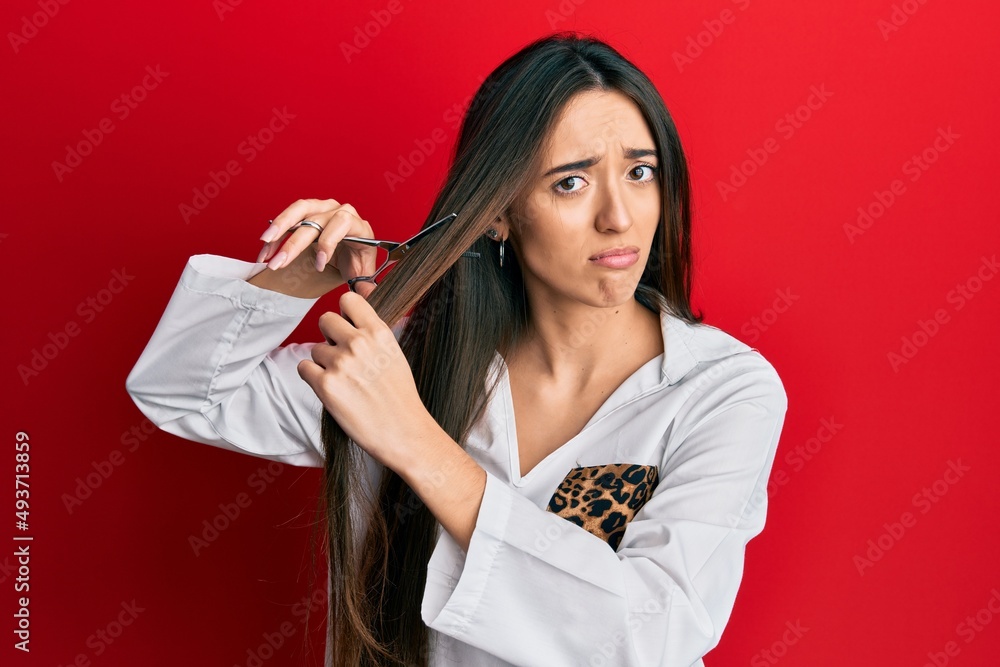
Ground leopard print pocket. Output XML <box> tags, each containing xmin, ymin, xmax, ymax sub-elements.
<box><xmin>545</xmin><ymin>463</ymin><xmax>659</xmax><ymax>551</ymax></box>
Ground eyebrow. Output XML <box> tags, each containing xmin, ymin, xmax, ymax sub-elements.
<box><xmin>542</xmin><ymin>147</ymin><xmax>658</xmax><ymax>178</ymax></box>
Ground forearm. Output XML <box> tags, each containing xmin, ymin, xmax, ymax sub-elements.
<box><xmin>397</xmin><ymin>418</ymin><xmax>487</xmax><ymax>553</ymax></box>
<box><xmin>126</xmin><ymin>253</ymin><xmax>326</xmax><ymax>466</ymax></box>
<box><xmin>247</xmin><ymin>245</ymin><xmax>344</xmax><ymax>298</ymax></box>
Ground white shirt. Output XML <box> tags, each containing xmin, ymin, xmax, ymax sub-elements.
<box><xmin>126</xmin><ymin>254</ymin><xmax>788</xmax><ymax>667</ymax></box>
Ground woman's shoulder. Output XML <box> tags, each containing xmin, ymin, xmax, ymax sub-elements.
<box><xmin>662</xmin><ymin>311</ymin><xmax>787</xmax><ymax>410</ymax></box>
<box><xmin>639</xmin><ymin>287</ymin><xmax>780</xmax><ymax>390</ymax></box>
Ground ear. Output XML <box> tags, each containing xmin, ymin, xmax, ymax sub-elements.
<box><xmin>489</xmin><ymin>214</ymin><xmax>511</xmax><ymax>242</ymax></box>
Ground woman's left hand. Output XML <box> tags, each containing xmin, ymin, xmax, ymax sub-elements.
<box><xmin>297</xmin><ymin>291</ymin><xmax>431</xmax><ymax>470</ymax></box>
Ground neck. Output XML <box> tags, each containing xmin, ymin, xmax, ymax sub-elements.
<box><xmin>508</xmin><ymin>289</ymin><xmax>663</xmax><ymax>387</ymax></box>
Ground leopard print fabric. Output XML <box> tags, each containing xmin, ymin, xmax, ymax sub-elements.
<box><xmin>546</xmin><ymin>463</ymin><xmax>660</xmax><ymax>551</ymax></box>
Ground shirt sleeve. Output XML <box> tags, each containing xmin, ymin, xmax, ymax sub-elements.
<box><xmin>421</xmin><ymin>353</ymin><xmax>789</xmax><ymax>666</ymax></box>
<box><xmin>125</xmin><ymin>254</ymin><xmax>395</xmax><ymax>479</ymax></box>
<box><xmin>124</xmin><ymin>253</ymin><xmax>328</xmax><ymax>466</ymax></box>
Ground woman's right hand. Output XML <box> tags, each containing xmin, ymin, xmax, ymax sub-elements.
<box><xmin>257</xmin><ymin>198</ymin><xmax>379</xmax><ymax>298</ymax></box>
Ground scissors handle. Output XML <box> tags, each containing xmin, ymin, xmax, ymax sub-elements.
<box><xmin>340</xmin><ymin>213</ymin><xmax>461</xmax><ymax>293</ymax></box>
<box><xmin>321</xmin><ymin>236</ymin><xmax>399</xmax><ymax>251</ymax></box>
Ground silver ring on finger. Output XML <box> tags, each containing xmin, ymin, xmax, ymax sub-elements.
<box><xmin>295</xmin><ymin>220</ymin><xmax>324</xmax><ymax>235</ymax></box>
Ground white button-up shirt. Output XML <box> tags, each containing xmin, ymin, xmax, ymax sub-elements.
<box><xmin>126</xmin><ymin>254</ymin><xmax>788</xmax><ymax>667</ymax></box>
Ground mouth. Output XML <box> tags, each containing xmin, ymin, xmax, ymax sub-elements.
<box><xmin>589</xmin><ymin>246</ymin><xmax>640</xmax><ymax>260</ymax></box>
<box><xmin>589</xmin><ymin>246</ymin><xmax>640</xmax><ymax>269</ymax></box>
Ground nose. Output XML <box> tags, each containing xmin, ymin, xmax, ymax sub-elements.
<box><xmin>594</xmin><ymin>178</ymin><xmax>633</xmax><ymax>234</ymax></box>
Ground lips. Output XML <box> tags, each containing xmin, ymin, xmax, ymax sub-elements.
<box><xmin>590</xmin><ymin>246</ymin><xmax>640</xmax><ymax>260</ymax></box>
<box><xmin>589</xmin><ymin>246</ymin><xmax>640</xmax><ymax>269</ymax></box>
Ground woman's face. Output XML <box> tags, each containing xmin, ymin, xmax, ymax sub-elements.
<box><xmin>508</xmin><ymin>88</ymin><xmax>662</xmax><ymax>311</ymax></box>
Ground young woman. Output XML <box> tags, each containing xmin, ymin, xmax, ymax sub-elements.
<box><xmin>127</xmin><ymin>32</ymin><xmax>788</xmax><ymax>667</ymax></box>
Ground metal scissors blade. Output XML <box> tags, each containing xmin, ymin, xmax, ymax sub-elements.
<box><xmin>385</xmin><ymin>212</ymin><xmax>458</xmax><ymax>261</ymax></box>
<box><xmin>344</xmin><ymin>212</ymin><xmax>461</xmax><ymax>292</ymax></box>
<box><xmin>336</xmin><ymin>237</ymin><xmax>398</xmax><ymax>251</ymax></box>
<box><xmin>338</xmin><ymin>213</ymin><xmax>458</xmax><ymax>260</ymax></box>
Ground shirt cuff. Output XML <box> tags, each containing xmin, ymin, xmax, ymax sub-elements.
<box><xmin>183</xmin><ymin>254</ymin><xmax>321</xmax><ymax>317</ymax></box>
<box><xmin>421</xmin><ymin>469</ymin><xmax>512</xmax><ymax>636</ymax></box>
<box><xmin>421</xmin><ymin>467</ymin><xmax>626</xmax><ymax>631</ymax></box>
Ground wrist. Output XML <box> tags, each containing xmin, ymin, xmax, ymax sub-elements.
<box><xmin>246</xmin><ymin>246</ymin><xmax>344</xmax><ymax>298</ymax></box>
<box><xmin>396</xmin><ymin>415</ymin><xmax>462</xmax><ymax>492</ymax></box>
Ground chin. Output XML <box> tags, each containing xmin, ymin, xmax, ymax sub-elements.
<box><xmin>590</xmin><ymin>278</ymin><xmax>643</xmax><ymax>308</ymax></box>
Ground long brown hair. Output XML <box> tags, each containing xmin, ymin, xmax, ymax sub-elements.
<box><xmin>304</xmin><ymin>31</ymin><xmax>703</xmax><ymax>666</ymax></box>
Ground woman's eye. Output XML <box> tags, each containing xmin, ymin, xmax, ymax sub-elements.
<box><xmin>555</xmin><ymin>176</ymin><xmax>585</xmax><ymax>194</ymax></box>
<box><xmin>629</xmin><ymin>164</ymin><xmax>657</xmax><ymax>181</ymax></box>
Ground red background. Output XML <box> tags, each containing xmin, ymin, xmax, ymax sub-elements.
<box><xmin>4</xmin><ymin>0</ymin><xmax>999</xmax><ymax>665</ymax></box>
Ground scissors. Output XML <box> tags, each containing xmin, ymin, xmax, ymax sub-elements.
<box><xmin>312</xmin><ymin>212</ymin><xmax>474</xmax><ymax>293</ymax></box>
